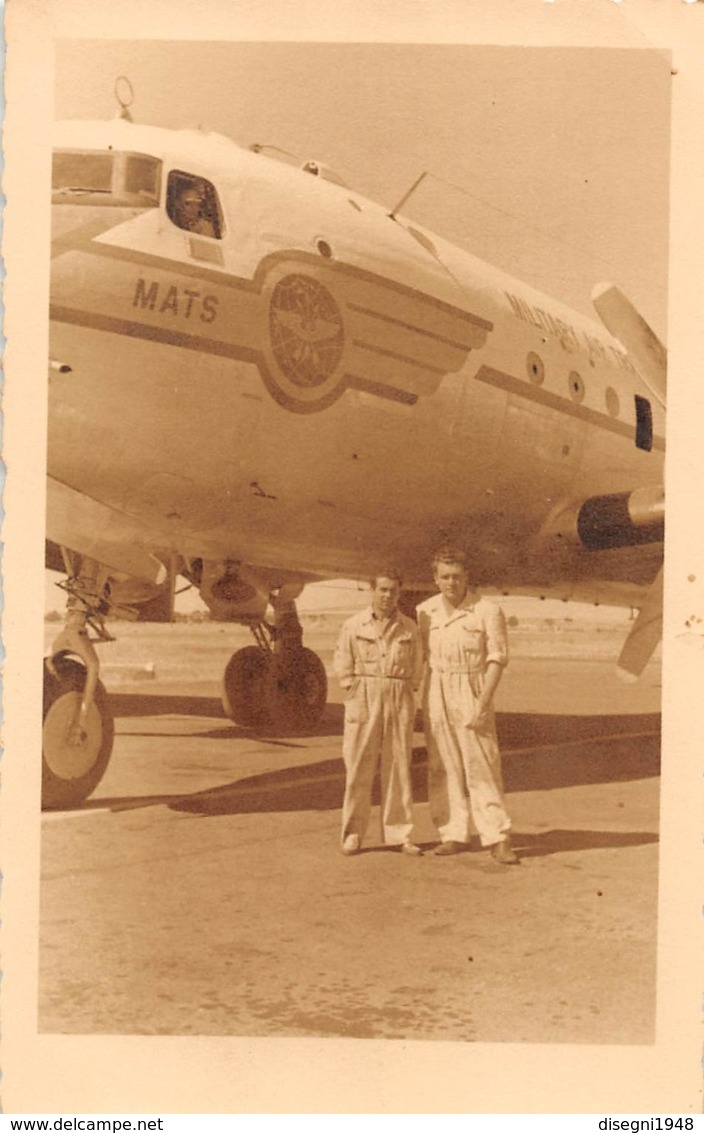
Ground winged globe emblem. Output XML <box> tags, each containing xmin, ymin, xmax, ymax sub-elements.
<box><xmin>269</xmin><ymin>274</ymin><xmax>345</xmax><ymax>388</ymax></box>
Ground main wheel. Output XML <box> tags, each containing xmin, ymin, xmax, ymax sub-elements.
<box><xmin>273</xmin><ymin>647</ymin><xmax>328</xmax><ymax>731</ymax></box>
<box><xmin>221</xmin><ymin>646</ymin><xmax>271</xmax><ymax>726</ymax></box>
<box><xmin>42</xmin><ymin>656</ymin><xmax>115</xmax><ymax>809</ymax></box>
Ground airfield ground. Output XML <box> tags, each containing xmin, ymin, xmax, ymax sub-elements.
<box><xmin>39</xmin><ymin>613</ymin><xmax>661</xmax><ymax>1044</ymax></box>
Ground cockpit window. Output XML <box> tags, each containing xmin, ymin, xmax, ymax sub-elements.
<box><xmin>124</xmin><ymin>154</ymin><xmax>161</xmax><ymax>198</ymax></box>
<box><xmin>52</xmin><ymin>150</ymin><xmax>161</xmax><ymax>206</ymax></box>
<box><xmin>166</xmin><ymin>171</ymin><xmax>223</xmax><ymax>240</ymax></box>
<box><xmin>52</xmin><ymin>151</ymin><xmax>114</xmax><ymax>193</ymax></box>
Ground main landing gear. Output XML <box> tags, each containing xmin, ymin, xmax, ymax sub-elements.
<box><xmin>221</xmin><ymin>592</ymin><xmax>327</xmax><ymax>731</ymax></box>
<box><xmin>42</xmin><ymin>557</ymin><xmax>115</xmax><ymax>809</ymax></box>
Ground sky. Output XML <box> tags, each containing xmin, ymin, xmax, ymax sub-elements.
<box><xmin>54</xmin><ymin>40</ymin><xmax>671</xmax><ymax>331</ymax></box>
<box><xmin>46</xmin><ymin>39</ymin><xmax>671</xmax><ymax>615</ymax></box>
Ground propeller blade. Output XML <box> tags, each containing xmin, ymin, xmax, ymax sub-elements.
<box><xmin>617</xmin><ymin>567</ymin><xmax>663</xmax><ymax>680</ymax></box>
<box><xmin>592</xmin><ymin>283</ymin><xmax>666</xmax><ymax>408</ymax></box>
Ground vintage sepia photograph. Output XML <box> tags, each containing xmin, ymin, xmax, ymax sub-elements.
<box><xmin>40</xmin><ymin>35</ymin><xmax>668</xmax><ymax>1041</ymax></box>
<box><xmin>3</xmin><ymin>0</ymin><xmax>703</xmax><ymax>1117</ymax></box>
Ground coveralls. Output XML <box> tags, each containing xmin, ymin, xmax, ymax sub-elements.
<box><xmin>417</xmin><ymin>593</ymin><xmax>511</xmax><ymax>847</ymax></box>
<box><xmin>334</xmin><ymin>607</ymin><xmax>423</xmax><ymax>847</ymax></box>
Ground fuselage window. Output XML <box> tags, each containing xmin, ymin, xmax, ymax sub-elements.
<box><xmin>526</xmin><ymin>351</ymin><xmax>545</xmax><ymax>385</ymax></box>
<box><xmin>568</xmin><ymin>370</ymin><xmax>585</xmax><ymax>402</ymax></box>
<box><xmin>166</xmin><ymin>171</ymin><xmax>223</xmax><ymax>239</ymax></box>
<box><xmin>635</xmin><ymin>394</ymin><xmax>653</xmax><ymax>452</ymax></box>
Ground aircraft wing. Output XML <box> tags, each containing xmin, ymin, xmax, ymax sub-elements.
<box><xmin>47</xmin><ymin>476</ymin><xmax>167</xmax><ymax>584</ymax></box>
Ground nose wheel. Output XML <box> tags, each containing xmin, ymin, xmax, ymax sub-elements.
<box><xmin>42</xmin><ymin>656</ymin><xmax>114</xmax><ymax>808</ymax></box>
<box><xmin>42</xmin><ymin>554</ymin><xmax>116</xmax><ymax>809</ymax></box>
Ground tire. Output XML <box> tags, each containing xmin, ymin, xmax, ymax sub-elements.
<box><xmin>221</xmin><ymin>646</ymin><xmax>271</xmax><ymax>726</ymax></box>
<box><xmin>42</xmin><ymin>656</ymin><xmax>115</xmax><ymax>809</ymax></box>
<box><xmin>274</xmin><ymin>647</ymin><xmax>328</xmax><ymax>731</ymax></box>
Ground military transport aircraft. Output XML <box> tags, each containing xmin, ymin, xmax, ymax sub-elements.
<box><xmin>43</xmin><ymin>94</ymin><xmax>666</xmax><ymax>808</ymax></box>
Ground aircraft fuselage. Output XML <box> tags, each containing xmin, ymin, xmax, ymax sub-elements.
<box><xmin>48</xmin><ymin>118</ymin><xmax>665</xmax><ymax>605</ymax></box>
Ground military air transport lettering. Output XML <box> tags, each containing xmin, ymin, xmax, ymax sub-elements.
<box><xmin>133</xmin><ymin>277</ymin><xmax>219</xmax><ymax>323</ymax></box>
<box><xmin>505</xmin><ymin>291</ymin><xmax>580</xmax><ymax>353</ymax></box>
<box><xmin>51</xmin><ymin>232</ymin><xmax>486</xmax><ymax>414</ymax></box>
<box><xmin>505</xmin><ymin>290</ymin><xmax>636</xmax><ymax>375</ymax></box>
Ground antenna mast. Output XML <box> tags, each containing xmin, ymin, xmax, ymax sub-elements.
<box><xmin>388</xmin><ymin>172</ymin><xmax>428</xmax><ymax>220</ymax></box>
<box><xmin>114</xmin><ymin>75</ymin><xmax>134</xmax><ymax>122</ymax></box>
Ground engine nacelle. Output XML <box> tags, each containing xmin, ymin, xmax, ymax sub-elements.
<box><xmin>542</xmin><ymin>486</ymin><xmax>664</xmax><ymax>551</ymax></box>
<box><xmin>193</xmin><ymin>559</ymin><xmax>305</xmax><ymax>623</ymax></box>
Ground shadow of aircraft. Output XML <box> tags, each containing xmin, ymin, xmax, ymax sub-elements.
<box><xmin>110</xmin><ymin>692</ymin><xmax>346</xmax><ymax>738</ymax></box>
<box><xmin>111</xmin><ymin>693</ymin><xmax>228</xmax><ymax>719</ymax></box>
<box><xmin>511</xmin><ymin>828</ymin><xmax>658</xmax><ymax>857</ymax></box>
<box><xmin>110</xmin><ymin>689</ymin><xmax>659</xmax><ymax>751</ymax></box>
<box><xmin>75</xmin><ymin>715</ymin><xmax>659</xmax><ymax>819</ymax></box>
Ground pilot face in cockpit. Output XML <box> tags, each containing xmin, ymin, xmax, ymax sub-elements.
<box><xmin>176</xmin><ymin>185</ymin><xmax>216</xmax><ymax>237</ymax></box>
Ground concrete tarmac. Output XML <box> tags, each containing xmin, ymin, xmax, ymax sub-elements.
<box><xmin>39</xmin><ymin>624</ymin><xmax>661</xmax><ymax>1044</ymax></box>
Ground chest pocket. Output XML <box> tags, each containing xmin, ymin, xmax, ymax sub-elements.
<box><xmin>354</xmin><ymin>632</ymin><xmax>378</xmax><ymax>664</ymax></box>
<box><xmin>390</xmin><ymin>632</ymin><xmax>413</xmax><ymax>670</ymax></box>
<box><xmin>392</xmin><ymin>632</ymin><xmax>412</xmax><ymax>652</ymax></box>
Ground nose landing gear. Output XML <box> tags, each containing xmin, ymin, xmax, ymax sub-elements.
<box><xmin>221</xmin><ymin>594</ymin><xmax>327</xmax><ymax>731</ymax></box>
<box><xmin>42</xmin><ymin>557</ymin><xmax>115</xmax><ymax>809</ymax></box>
<box><xmin>43</xmin><ymin>655</ymin><xmax>114</xmax><ymax>809</ymax></box>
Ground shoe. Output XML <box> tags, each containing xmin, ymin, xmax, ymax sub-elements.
<box><xmin>341</xmin><ymin>834</ymin><xmax>361</xmax><ymax>856</ymax></box>
<box><xmin>433</xmin><ymin>840</ymin><xmax>465</xmax><ymax>856</ymax></box>
<box><xmin>400</xmin><ymin>842</ymin><xmax>423</xmax><ymax>856</ymax></box>
<box><xmin>489</xmin><ymin>837</ymin><xmax>519</xmax><ymax>865</ymax></box>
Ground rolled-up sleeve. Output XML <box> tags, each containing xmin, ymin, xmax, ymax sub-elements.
<box><xmin>484</xmin><ymin>603</ymin><xmax>509</xmax><ymax>667</ymax></box>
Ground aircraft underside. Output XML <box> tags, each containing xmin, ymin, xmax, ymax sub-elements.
<box><xmin>41</xmin><ymin>505</ymin><xmax>663</xmax><ymax>811</ymax></box>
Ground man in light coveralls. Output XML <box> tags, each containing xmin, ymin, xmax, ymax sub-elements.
<box><xmin>417</xmin><ymin>546</ymin><xmax>519</xmax><ymax>864</ymax></box>
<box><xmin>334</xmin><ymin>570</ymin><xmax>423</xmax><ymax>857</ymax></box>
